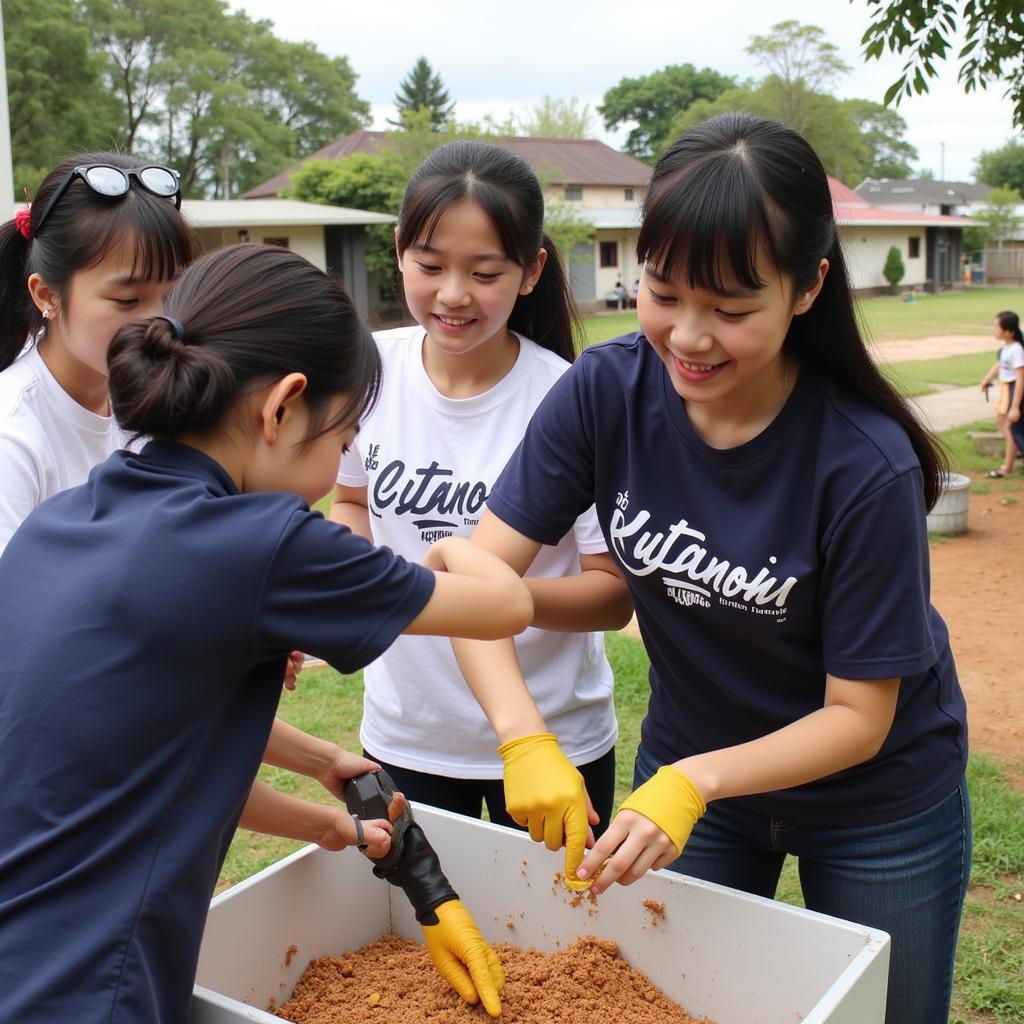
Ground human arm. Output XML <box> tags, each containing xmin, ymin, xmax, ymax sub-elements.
<box><xmin>328</xmin><ymin>483</ymin><xmax>372</xmax><ymax>539</ymax></box>
<box><xmin>526</xmin><ymin>543</ymin><xmax>633</xmax><ymax>630</ymax></box>
<box><xmin>441</xmin><ymin>511</ymin><xmax>599</xmax><ymax>882</ymax></box>
<box><xmin>577</xmin><ymin>673</ymin><xmax>901</xmax><ymax>892</ymax></box>
<box><xmin>1009</xmin><ymin>365</ymin><xmax>1024</xmax><ymax>423</ymax></box>
<box><xmin>980</xmin><ymin>359</ymin><xmax>999</xmax><ymax>392</ymax></box>
<box><xmin>0</xmin><ymin>434</ymin><xmax>44</xmax><ymax>555</ymax></box>
<box><xmin>262</xmin><ymin>717</ymin><xmax>381</xmax><ymax>800</ymax></box>
<box><xmin>238</xmin><ymin>780</ymin><xmax>392</xmax><ymax>856</ymax></box>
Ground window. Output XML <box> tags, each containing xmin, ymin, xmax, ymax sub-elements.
<box><xmin>624</xmin><ymin>188</ymin><xmax>634</xmax><ymax>201</ymax></box>
<box><xmin>564</xmin><ymin>185</ymin><xmax>583</xmax><ymax>201</ymax></box>
<box><xmin>263</xmin><ymin>236</ymin><xmax>290</xmax><ymax>249</ymax></box>
<box><xmin>908</xmin><ymin>236</ymin><xmax>921</xmax><ymax>259</ymax></box>
<box><xmin>599</xmin><ymin>241</ymin><xmax>618</xmax><ymax>268</ymax></box>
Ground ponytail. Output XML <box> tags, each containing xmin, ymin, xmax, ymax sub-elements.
<box><xmin>507</xmin><ymin>233</ymin><xmax>581</xmax><ymax>363</ymax></box>
<box><xmin>0</xmin><ymin>217</ymin><xmax>38</xmax><ymax>370</ymax></box>
<box><xmin>789</xmin><ymin>238</ymin><xmax>949</xmax><ymax>509</ymax></box>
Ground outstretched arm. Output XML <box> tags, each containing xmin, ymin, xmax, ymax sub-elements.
<box><xmin>578</xmin><ymin>673</ymin><xmax>901</xmax><ymax>893</ymax></box>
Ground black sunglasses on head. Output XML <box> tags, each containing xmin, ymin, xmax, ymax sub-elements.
<box><xmin>33</xmin><ymin>164</ymin><xmax>182</xmax><ymax>238</ymax></box>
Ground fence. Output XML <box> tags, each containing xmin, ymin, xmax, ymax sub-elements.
<box><xmin>984</xmin><ymin>247</ymin><xmax>1024</xmax><ymax>286</ymax></box>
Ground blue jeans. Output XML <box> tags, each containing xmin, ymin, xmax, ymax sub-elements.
<box><xmin>634</xmin><ymin>744</ymin><xmax>971</xmax><ymax>1024</ymax></box>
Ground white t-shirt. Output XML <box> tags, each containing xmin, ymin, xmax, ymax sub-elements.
<box><xmin>337</xmin><ymin>326</ymin><xmax>617</xmax><ymax>778</ymax></box>
<box><xmin>997</xmin><ymin>341</ymin><xmax>1024</xmax><ymax>382</ymax></box>
<box><xmin>0</xmin><ymin>345</ymin><xmax>126</xmax><ymax>554</ymax></box>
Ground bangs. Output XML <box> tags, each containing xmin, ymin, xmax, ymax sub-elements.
<box><xmin>398</xmin><ymin>177</ymin><xmax>539</xmax><ymax>268</ymax></box>
<box><xmin>637</xmin><ymin>154</ymin><xmax>780</xmax><ymax>294</ymax></box>
<box><xmin>73</xmin><ymin>190</ymin><xmax>196</xmax><ymax>283</ymax></box>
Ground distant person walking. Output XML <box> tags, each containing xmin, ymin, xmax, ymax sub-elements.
<box><xmin>979</xmin><ymin>310</ymin><xmax>1024</xmax><ymax>477</ymax></box>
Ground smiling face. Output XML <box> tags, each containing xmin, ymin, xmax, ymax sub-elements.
<box><xmin>638</xmin><ymin>251</ymin><xmax>826</xmax><ymax>425</ymax></box>
<box><xmin>397</xmin><ymin>198</ymin><xmax>543</xmax><ymax>360</ymax></box>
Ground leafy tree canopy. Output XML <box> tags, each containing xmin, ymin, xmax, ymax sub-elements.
<box><xmin>518</xmin><ymin>96</ymin><xmax>594</xmax><ymax>139</ymax></box>
<box><xmin>6</xmin><ymin>0</ymin><xmax>371</xmax><ymax>198</ymax></box>
<box><xmin>599</xmin><ymin>63</ymin><xmax>736</xmax><ymax>160</ymax></box>
<box><xmin>974</xmin><ymin>139</ymin><xmax>1024</xmax><ymax>194</ymax></box>
<box><xmin>861</xmin><ymin>0</ymin><xmax>1024</xmax><ymax>128</ymax></box>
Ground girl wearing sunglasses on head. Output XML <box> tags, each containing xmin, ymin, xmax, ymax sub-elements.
<box><xmin>0</xmin><ymin>153</ymin><xmax>195</xmax><ymax>553</ymax></box>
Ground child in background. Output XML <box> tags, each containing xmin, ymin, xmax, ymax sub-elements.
<box><xmin>330</xmin><ymin>141</ymin><xmax>630</xmax><ymax>859</ymax></box>
<box><xmin>0</xmin><ymin>154</ymin><xmax>195</xmax><ymax>552</ymax></box>
<box><xmin>979</xmin><ymin>310</ymin><xmax>1024</xmax><ymax>477</ymax></box>
<box><xmin>0</xmin><ymin>245</ymin><xmax>525</xmax><ymax>1022</ymax></box>
<box><xmin>465</xmin><ymin>113</ymin><xmax>969</xmax><ymax>1024</ymax></box>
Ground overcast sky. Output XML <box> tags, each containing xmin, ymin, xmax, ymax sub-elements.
<box><xmin>232</xmin><ymin>0</ymin><xmax>1020</xmax><ymax>183</ymax></box>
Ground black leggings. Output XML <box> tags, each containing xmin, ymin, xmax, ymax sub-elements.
<box><xmin>363</xmin><ymin>746</ymin><xmax>617</xmax><ymax>839</ymax></box>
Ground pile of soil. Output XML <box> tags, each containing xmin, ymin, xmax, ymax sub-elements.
<box><xmin>272</xmin><ymin>934</ymin><xmax>708</xmax><ymax>1024</ymax></box>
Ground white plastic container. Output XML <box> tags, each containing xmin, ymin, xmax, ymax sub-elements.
<box><xmin>190</xmin><ymin>805</ymin><xmax>889</xmax><ymax>1024</ymax></box>
<box><xmin>927</xmin><ymin>471</ymin><xmax>971</xmax><ymax>534</ymax></box>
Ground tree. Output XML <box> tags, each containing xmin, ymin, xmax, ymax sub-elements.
<box><xmin>78</xmin><ymin>0</ymin><xmax>370</xmax><ymax>197</ymax></box>
<box><xmin>883</xmin><ymin>246</ymin><xmax>906</xmax><ymax>293</ymax></box>
<box><xmin>861</xmin><ymin>0</ymin><xmax>1024</xmax><ymax>128</ymax></box>
<box><xmin>746</xmin><ymin>20</ymin><xmax>851</xmax><ymax>134</ymax></box>
<box><xmin>969</xmin><ymin>185</ymin><xmax>1022</xmax><ymax>250</ymax></box>
<box><xmin>665</xmin><ymin>23</ymin><xmax>917</xmax><ymax>184</ymax></box>
<box><xmin>670</xmin><ymin>83</ymin><xmax>870</xmax><ymax>183</ymax></box>
<box><xmin>599</xmin><ymin>64</ymin><xmax>736</xmax><ymax>160</ymax></box>
<box><xmin>841</xmin><ymin>99</ymin><xmax>918</xmax><ymax>179</ymax></box>
<box><xmin>4</xmin><ymin>0</ymin><xmax>121</xmax><ymax>197</ymax></box>
<box><xmin>288</xmin><ymin>153</ymin><xmax>406</xmax><ymax>280</ymax></box>
<box><xmin>389</xmin><ymin>57</ymin><xmax>455</xmax><ymax>130</ymax></box>
<box><xmin>975</xmin><ymin>140</ymin><xmax>1024</xmax><ymax>194</ymax></box>
<box><xmin>518</xmin><ymin>96</ymin><xmax>594</xmax><ymax>138</ymax></box>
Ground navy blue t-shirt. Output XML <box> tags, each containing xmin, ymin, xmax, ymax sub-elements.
<box><xmin>490</xmin><ymin>333</ymin><xmax>967</xmax><ymax>826</ymax></box>
<box><xmin>0</xmin><ymin>442</ymin><xmax>434</xmax><ymax>1023</ymax></box>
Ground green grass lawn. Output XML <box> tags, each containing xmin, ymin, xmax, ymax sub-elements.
<box><xmin>580</xmin><ymin>285</ymin><xmax>1022</xmax><ymax>349</ymax></box>
<box><xmin>882</xmin><ymin>350</ymin><xmax>995</xmax><ymax>398</ymax></box>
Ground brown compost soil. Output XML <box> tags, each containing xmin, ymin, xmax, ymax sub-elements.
<box><xmin>272</xmin><ymin>934</ymin><xmax>709</xmax><ymax>1024</ymax></box>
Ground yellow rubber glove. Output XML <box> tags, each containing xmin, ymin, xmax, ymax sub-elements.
<box><xmin>498</xmin><ymin>732</ymin><xmax>590</xmax><ymax>887</ymax></box>
<box><xmin>421</xmin><ymin>899</ymin><xmax>504</xmax><ymax>1017</ymax></box>
<box><xmin>619</xmin><ymin>766</ymin><xmax>707</xmax><ymax>856</ymax></box>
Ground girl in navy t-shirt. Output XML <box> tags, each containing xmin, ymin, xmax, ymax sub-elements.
<box><xmin>0</xmin><ymin>245</ymin><xmax>524</xmax><ymax>1022</ymax></box>
<box><xmin>475</xmin><ymin>114</ymin><xmax>970</xmax><ymax>1024</ymax></box>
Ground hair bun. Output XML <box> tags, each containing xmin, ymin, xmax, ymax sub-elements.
<box><xmin>140</xmin><ymin>315</ymin><xmax>187</xmax><ymax>362</ymax></box>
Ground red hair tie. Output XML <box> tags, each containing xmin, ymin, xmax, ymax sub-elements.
<box><xmin>14</xmin><ymin>208</ymin><xmax>31</xmax><ymax>240</ymax></box>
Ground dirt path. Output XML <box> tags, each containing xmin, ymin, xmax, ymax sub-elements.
<box><xmin>868</xmin><ymin>334</ymin><xmax>996</xmax><ymax>362</ymax></box>
<box><xmin>931</xmin><ymin>488</ymin><xmax>1023</xmax><ymax>765</ymax></box>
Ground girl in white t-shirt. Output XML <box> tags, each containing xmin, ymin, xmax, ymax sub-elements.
<box><xmin>979</xmin><ymin>310</ymin><xmax>1024</xmax><ymax>477</ymax></box>
<box><xmin>0</xmin><ymin>153</ymin><xmax>196</xmax><ymax>553</ymax></box>
<box><xmin>331</xmin><ymin>141</ymin><xmax>632</xmax><ymax>851</ymax></box>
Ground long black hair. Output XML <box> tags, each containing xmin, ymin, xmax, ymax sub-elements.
<box><xmin>997</xmin><ymin>310</ymin><xmax>1023</xmax><ymax>344</ymax></box>
<box><xmin>638</xmin><ymin>112</ymin><xmax>948</xmax><ymax>509</ymax></box>
<box><xmin>0</xmin><ymin>153</ymin><xmax>197</xmax><ymax>371</ymax></box>
<box><xmin>108</xmin><ymin>244</ymin><xmax>380</xmax><ymax>444</ymax></box>
<box><xmin>396</xmin><ymin>140</ymin><xmax>581</xmax><ymax>362</ymax></box>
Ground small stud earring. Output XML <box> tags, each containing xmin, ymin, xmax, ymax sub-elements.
<box><xmin>522</xmin><ymin>284</ymin><xmax>534</xmax><ymax>295</ymax></box>
<box><xmin>42</xmin><ymin>307</ymin><xmax>52</xmax><ymax>320</ymax></box>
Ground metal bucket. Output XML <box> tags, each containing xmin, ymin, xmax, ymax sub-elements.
<box><xmin>927</xmin><ymin>472</ymin><xmax>970</xmax><ymax>535</ymax></box>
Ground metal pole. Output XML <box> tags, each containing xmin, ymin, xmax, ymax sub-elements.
<box><xmin>0</xmin><ymin>1</ymin><xmax>15</xmax><ymax>220</ymax></box>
